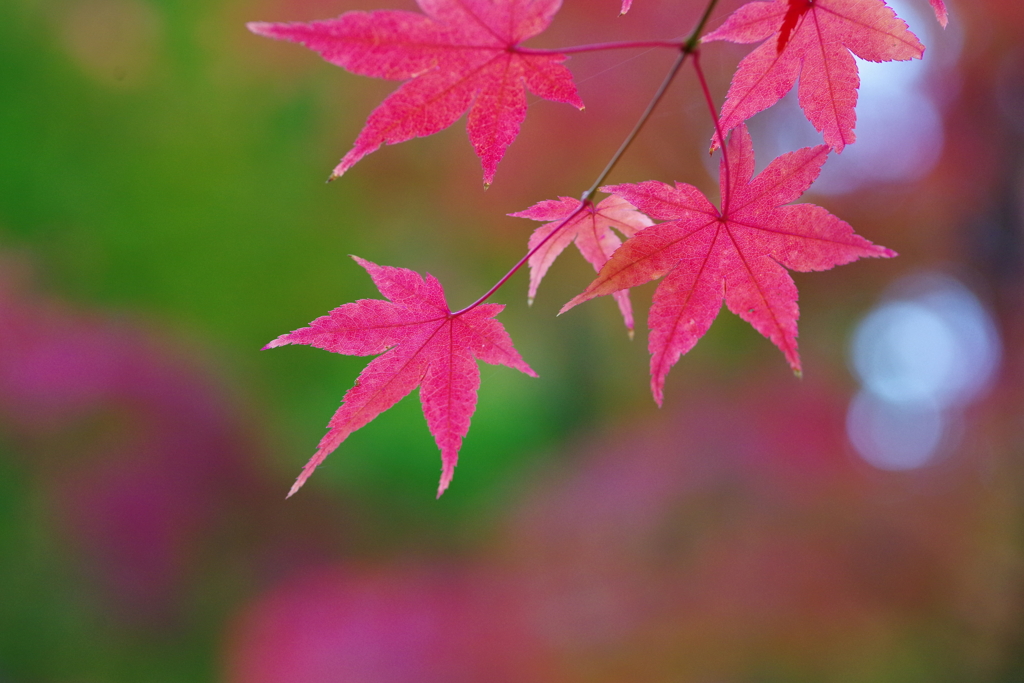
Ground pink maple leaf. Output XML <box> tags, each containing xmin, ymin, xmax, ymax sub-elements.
<box><xmin>510</xmin><ymin>194</ymin><xmax>653</xmax><ymax>331</ymax></box>
<box><xmin>265</xmin><ymin>257</ymin><xmax>536</xmax><ymax>498</ymax></box>
<box><xmin>929</xmin><ymin>0</ymin><xmax>948</xmax><ymax>27</ymax></box>
<box><xmin>561</xmin><ymin>124</ymin><xmax>894</xmax><ymax>405</ymax></box>
<box><xmin>248</xmin><ymin>0</ymin><xmax>584</xmax><ymax>186</ymax></box>
<box><xmin>703</xmin><ymin>0</ymin><xmax>924</xmax><ymax>153</ymax></box>
<box><xmin>621</xmin><ymin>0</ymin><xmax>633</xmax><ymax>14</ymax></box>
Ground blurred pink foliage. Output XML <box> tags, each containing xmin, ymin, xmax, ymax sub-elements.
<box><xmin>225</xmin><ymin>565</ymin><xmax>550</xmax><ymax>683</ymax></box>
<box><xmin>225</xmin><ymin>369</ymin><xmax>1019</xmax><ymax>681</ymax></box>
<box><xmin>0</xmin><ymin>257</ymin><xmax>268</xmax><ymax>623</ymax></box>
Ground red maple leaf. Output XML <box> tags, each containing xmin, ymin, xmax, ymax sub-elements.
<box><xmin>510</xmin><ymin>194</ymin><xmax>653</xmax><ymax>331</ymax></box>
<box><xmin>703</xmin><ymin>0</ymin><xmax>924</xmax><ymax>153</ymax></box>
<box><xmin>561</xmin><ymin>124</ymin><xmax>894</xmax><ymax>405</ymax></box>
<box><xmin>610</xmin><ymin>0</ymin><xmax>942</xmax><ymax>33</ymax></box>
<box><xmin>248</xmin><ymin>0</ymin><xmax>584</xmax><ymax>186</ymax></box>
<box><xmin>265</xmin><ymin>257</ymin><xmax>536</xmax><ymax>498</ymax></box>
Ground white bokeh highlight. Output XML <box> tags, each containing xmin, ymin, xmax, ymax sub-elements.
<box><xmin>847</xmin><ymin>273</ymin><xmax>1001</xmax><ymax>471</ymax></box>
<box><xmin>847</xmin><ymin>392</ymin><xmax>944</xmax><ymax>471</ymax></box>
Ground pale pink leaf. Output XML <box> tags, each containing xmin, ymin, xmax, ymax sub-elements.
<box><xmin>511</xmin><ymin>194</ymin><xmax>652</xmax><ymax>330</ymax></box>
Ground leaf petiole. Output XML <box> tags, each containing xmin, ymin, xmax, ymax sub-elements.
<box><xmin>692</xmin><ymin>50</ymin><xmax>731</xmax><ymax>215</ymax></box>
<box><xmin>514</xmin><ymin>40</ymin><xmax>684</xmax><ymax>56</ymax></box>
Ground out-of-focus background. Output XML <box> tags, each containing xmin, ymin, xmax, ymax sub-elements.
<box><xmin>2</xmin><ymin>0</ymin><xmax>1023</xmax><ymax>680</ymax></box>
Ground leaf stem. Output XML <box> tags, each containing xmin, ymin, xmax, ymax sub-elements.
<box><xmin>692</xmin><ymin>50</ymin><xmax>730</xmax><ymax>215</ymax></box>
<box><xmin>515</xmin><ymin>40</ymin><xmax>684</xmax><ymax>56</ymax></box>
<box><xmin>450</xmin><ymin>0</ymin><xmax>721</xmax><ymax>317</ymax></box>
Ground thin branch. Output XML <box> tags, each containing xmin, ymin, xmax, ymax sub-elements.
<box><xmin>584</xmin><ymin>50</ymin><xmax>687</xmax><ymax>202</ymax></box>
<box><xmin>685</xmin><ymin>0</ymin><xmax>721</xmax><ymax>53</ymax></box>
<box><xmin>450</xmin><ymin>48</ymin><xmax>684</xmax><ymax>318</ymax></box>
<box><xmin>451</xmin><ymin>0</ymin><xmax>722</xmax><ymax>317</ymax></box>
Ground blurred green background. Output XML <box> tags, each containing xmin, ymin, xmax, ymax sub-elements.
<box><xmin>2</xmin><ymin>0</ymin><xmax>1024</xmax><ymax>681</ymax></box>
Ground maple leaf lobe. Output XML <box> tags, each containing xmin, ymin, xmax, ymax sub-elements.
<box><xmin>562</xmin><ymin>125</ymin><xmax>893</xmax><ymax>405</ymax></box>
<box><xmin>266</xmin><ymin>256</ymin><xmax>535</xmax><ymax>498</ymax></box>
<box><xmin>248</xmin><ymin>0</ymin><xmax>584</xmax><ymax>185</ymax></box>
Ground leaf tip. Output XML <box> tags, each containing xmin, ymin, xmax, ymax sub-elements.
<box><xmin>246</xmin><ymin>21</ymin><xmax>272</xmax><ymax>36</ymax></box>
<box><xmin>558</xmin><ymin>294</ymin><xmax>585</xmax><ymax>316</ymax></box>
<box><xmin>649</xmin><ymin>371</ymin><xmax>666</xmax><ymax>406</ymax></box>
<box><xmin>285</xmin><ymin>478</ymin><xmax>304</xmax><ymax>499</ymax></box>
<box><xmin>481</xmin><ymin>166</ymin><xmax>496</xmax><ymax>189</ymax></box>
<box><xmin>527</xmin><ymin>296</ymin><xmax>535</xmax><ymax>307</ymax></box>
<box><xmin>627</xmin><ymin>328</ymin><xmax>635</xmax><ymax>341</ymax></box>
<box><xmin>329</xmin><ymin>157</ymin><xmax>353</xmax><ymax>182</ymax></box>
<box><xmin>437</xmin><ymin>461</ymin><xmax>455</xmax><ymax>499</ymax></box>
<box><xmin>349</xmin><ymin>254</ymin><xmax>373</xmax><ymax>270</ymax></box>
